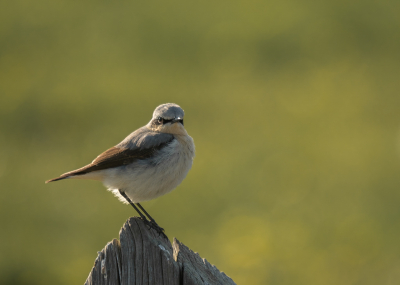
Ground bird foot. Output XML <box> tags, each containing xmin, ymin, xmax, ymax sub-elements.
<box><xmin>150</xmin><ymin>221</ymin><xmax>165</xmax><ymax>233</ymax></box>
<box><xmin>141</xmin><ymin>218</ymin><xmax>168</xmax><ymax>239</ymax></box>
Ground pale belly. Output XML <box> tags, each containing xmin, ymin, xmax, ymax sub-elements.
<box><xmin>102</xmin><ymin>138</ymin><xmax>194</xmax><ymax>203</ymax></box>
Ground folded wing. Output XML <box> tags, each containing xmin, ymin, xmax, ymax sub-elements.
<box><xmin>46</xmin><ymin>130</ymin><xmax>174</xmax><ymax>183</ymax></box>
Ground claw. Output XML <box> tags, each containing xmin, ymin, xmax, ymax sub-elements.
<box><xmin>147</xmin><ymin>221</ymin><xmax>168</xmax><ymax>239</ymax></box>
<box><xmin>139</xmin><ymin>218</ymin><xmax>166</xmax><ymax>237</ymax></box>
<box><xmin>150</xmin><ymin>221</ymin><xmax>165</xmax><ymax>233</ymax></box>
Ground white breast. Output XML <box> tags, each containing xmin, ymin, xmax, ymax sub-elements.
<box><xmin>103</xmin><ymin>135</ymin><xmax>195</xmax><ymax>203</ymax></box>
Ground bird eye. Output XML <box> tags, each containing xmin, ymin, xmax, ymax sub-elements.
<box><xmin>157</xmin><ymin>117</ymin><xmax>163</xmax><ymax>124</ymax></box>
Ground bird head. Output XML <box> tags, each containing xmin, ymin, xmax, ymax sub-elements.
<box><xmin>148</xmin><ymin>103</ymin><xmax>186</xmax><ymax>135</ymax></box>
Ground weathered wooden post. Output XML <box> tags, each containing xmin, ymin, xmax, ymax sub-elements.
<box><xmin>85</xmin><ymin>217</ymin><xmax>236</xmax><ymax>285</ymax></box>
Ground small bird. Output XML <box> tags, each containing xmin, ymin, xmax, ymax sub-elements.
<box><xmin>46</xmin><ymin>103</ymin><xmax>195</xmax><ymax>234</ymax></box>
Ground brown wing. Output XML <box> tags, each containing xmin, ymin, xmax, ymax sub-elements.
<box><xmin>45</xmin><ymin>139</ymin><xmax>173</xmax><ymax>183</ymax></box>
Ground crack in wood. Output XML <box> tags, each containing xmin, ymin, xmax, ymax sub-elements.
<box><xmin>85</xmin><ymin>217</ymin><xmax>235</xmax><ymax>285</ymax></box>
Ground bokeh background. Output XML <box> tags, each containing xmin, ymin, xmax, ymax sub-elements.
<box><xmin>1</xmin><ymin>0</ymin><xmax>400</xmax><ymax>284</ymax></box>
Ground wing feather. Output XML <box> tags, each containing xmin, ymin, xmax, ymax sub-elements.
<box><xmin>46</xmin><ymin>131</ymin><xmax>174</xmax><ymax>183</ymax></box>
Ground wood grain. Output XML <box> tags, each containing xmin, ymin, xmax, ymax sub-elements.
<box><xmin>85</xmin><ymin>217</ymin><xmax>235</xmax><ymax>285</ymax></box>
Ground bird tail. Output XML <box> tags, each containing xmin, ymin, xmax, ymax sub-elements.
<box><xmin>45</xmin><ymin>175</ymin><xmax>70</xmax><ymax>183</ymax></box>
<box><xmin>45</xmin><ymin>163</ymin><xmax>96</xmax><ymax>184</ymax></box>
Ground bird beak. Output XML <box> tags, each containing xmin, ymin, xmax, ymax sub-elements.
<box><xmin>172</xmin><ymin>117</ymin><xmax>183</xmax><ymax>125</ymax></box>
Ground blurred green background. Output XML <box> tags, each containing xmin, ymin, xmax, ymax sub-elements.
<box><xmin>1</xmin><ymin>0</ymin><xmax>400</xmax><ymax>284</ymax></box>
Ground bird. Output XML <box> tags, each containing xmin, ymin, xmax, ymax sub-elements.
<box><xmin>46</xmin><ymin>103</ymin><xmax>195</xmax><ymax>235</ymax></box>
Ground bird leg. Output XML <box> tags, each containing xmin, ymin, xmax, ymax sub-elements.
<box><xmin>136</xmin><ymin>203</ymin><xmax>164</xmax><ymax>231</ymax></box>
<box><xmin>118</xmin><ymin>190</ymin><xmax>167</xmax><ymax>238</ymax></box>
<box><xmin>118</xmin><ymin>190</ymin><xmax>148</xmax><ymax>221</ymax></box>
<box><xmin>136</xmin><ymin>203</ymin><xmax>157</xmax><ymax>224</ymax></box>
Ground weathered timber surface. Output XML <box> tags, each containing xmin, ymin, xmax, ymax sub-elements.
<box><xmin>85</xmin><ymin>217</ymin><xmax>236</xmax><ymax>285</ymax></box>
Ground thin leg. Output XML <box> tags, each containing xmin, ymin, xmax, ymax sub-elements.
<box><xmin>137</xmin><ymin>203</ymin><xmax>165</xmax><ymax>233</ymax></box>
<box><xmin>136</xmin><ymin>203</ymin><xmax>158</xmax><ymax>225</ymax></box>
<box><xmin>118</xmin><ymin>190</ymin><xmax>167</xmax><ymax>238</ymax></box>
<box><xmin>119</xmin><ymin>190</ymin><xmax>148</xmax><ymax>221</ymax></box>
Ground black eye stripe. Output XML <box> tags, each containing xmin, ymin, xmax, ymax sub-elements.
<box><xmin>154</xmin><ymin>118</ymin><xmax>184</xmax><ymax>125</ymax></box>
